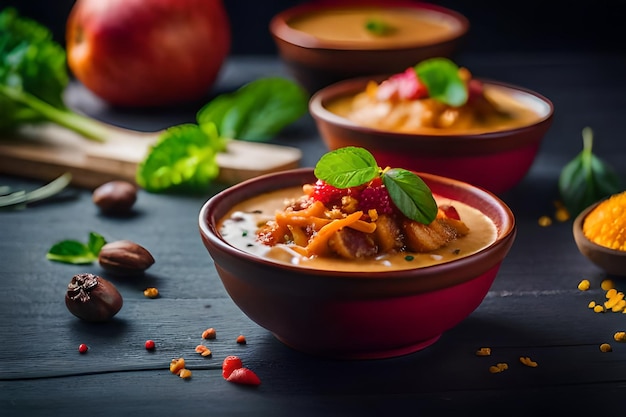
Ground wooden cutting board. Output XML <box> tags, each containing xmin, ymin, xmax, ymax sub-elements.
<box><xmin>0</xmin><ymin>123</ymin><xmax>302</xmax><ymax>189</ymax></box>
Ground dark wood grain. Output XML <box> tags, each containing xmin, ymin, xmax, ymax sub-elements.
<box><xmin>2</xmin><ymin>54</ymin><xmax>626</xmax><ymax>417</ymax></box>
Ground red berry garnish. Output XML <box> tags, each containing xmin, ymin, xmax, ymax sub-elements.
<box><xmin>226</xmin><ymin>367</ymin><xmax>261</xmax><ymax>386</ymax></box>
<box><xmin>145</xmin><ymin>339</ymin><xmax>156</xmax><ymax>350</ymax></box>
<box><xmin>222</xmin><ymin>355</ymin><xmax>243</xmax><ymax>379</ymax></box>
<box><xmin>439</xmin><ymin>204</ymin><xmax>461</xmax><ymax>220</ymax></box>
<box><xmin>78</xmin><ymin>343</ymin><xmax>88</xmax><ymax>354</ymax></box>
<box><xmin>358</xmin><ymin>178</ymin><xmax>394</xmax><ymax>215</ymax></box>
<box><xmin>312</xmin><ymin>180</ymin><xmax>358</xmax><ymax>208</ymax></box>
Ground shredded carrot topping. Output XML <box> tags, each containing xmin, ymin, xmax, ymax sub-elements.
<box><xmin>583</xmin><ymin>191</ymin><xmax>626</xmax><ymax>251</ymax></box>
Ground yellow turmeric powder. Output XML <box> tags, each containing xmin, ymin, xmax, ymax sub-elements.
<box><xmin>582</xmin><ymin>191</ymin><xmax>626</xmax><ymax>251</ymax></box>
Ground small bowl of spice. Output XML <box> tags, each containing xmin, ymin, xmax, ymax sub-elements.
<box><xmin>573</xmin><ymin>191</ymin><xmax>626</xmax><ymax>276</ymax></box>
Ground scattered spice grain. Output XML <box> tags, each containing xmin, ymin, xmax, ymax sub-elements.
<box><xmin>600</xmin><ymin>343</ymin><xmax>612</xmax><ymax>352</ymax></box>
<box><xmin>202</xmin><ymin>328</ymin><xmax>216</xmax><ymax>339</ymax></box>
<box><xmin>236</xmin><ymin>335</ymin><xmax>247</xmax><ymax>344</ymax></box>
<box><xmin>488</xmin><ymin>363</ymin><xmax>508</xmax><ymax>373</ymax></box>
<box><xmin>178</xmin><ymin>368</ymin><xmax>192</xmax><ymax>379</ymax></box>
<box><xmin>582</xmin><ymin>191</ymin><xmax>626</xmax><ymax>251</ymax></box>
<box><xmin>538</xmin><ymin>216</ymin><xmax>552</xmax><ymax>227</ymax></box>
<box><xmin>614</xmin><ymin>331</ymin><xmax>626</xmax><ymax>342</ymax></box>
<box><xmin>475</xmin><ymin>347</ymin><xmax>491</xmax><ymax>356</ymax></box>
<box><xmin>143</xmin><ymin>287</ymin><xmax>159</xmax><ymax>298</ymax></box>
<box><xmin>578</xmin><ymin>279</ymin><xmax>591</xmax><ymax>291</ymax></box>
<box><xmin>78</xmin><ymin>343</ymin><xmax>88</xmax><ymax>354</ymax></box>
<box><xmin>195</xmin><ymin>344</ymin><xmax>212</xmax><ymax>357</ymax></box>
<box><xmin>519</xmin><ymin>356</ymin><xmax>538</xmax><ymax>367</ymax></box>
<box><xmin>169</xmin><ymin>357</ymin><xmax>186</xmax><ymax>375</ymax></box>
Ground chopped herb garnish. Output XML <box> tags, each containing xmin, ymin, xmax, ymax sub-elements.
<box><xmin>365</xmin><ymin>18</ymin><xmax>397</xmax><ymax>36</ymax></box>
<box><xmin>414</xmin><ymin>58</ymin><xmax>468</xmax><ymax>107</ymax></box>
<box><xmin>314</xmin><ymin>147</ymin><xmax>437</xmax><ymax>224</ymax></box>
<box><xmin>404</xmin><ymin>255</ymin><xmax>415</xmax><ymax>261</ymax></box>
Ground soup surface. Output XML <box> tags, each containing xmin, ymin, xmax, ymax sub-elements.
<box><xmin>218</xmin><ymin>186</ymin><xmax>497</xmax><ymax>272</ymax></box>
<box><xmin>287</xmin><ymin>7</ymin><xmax>460</xmax><ymax>48</ymax></box>
<box><xmin>326</xmin><ymin>84</ymin><xmax>544</xmax><ymax>135</ymax></box>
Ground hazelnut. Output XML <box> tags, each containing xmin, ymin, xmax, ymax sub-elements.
<box><xmin>65</xmin><ymin>273</ymin><xmax>123</xmax><ymax>322</ymax></box>
<box><xmin>98</xmin><ymin>240</ymin><xmax>155</xmax><ymax>276</ymax></box>
<box><xmin>92</xmin><ymin>180</ymin><xmax>137</xmax><ymax>214</ymax></box>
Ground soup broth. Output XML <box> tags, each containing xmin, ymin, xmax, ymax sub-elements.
<box><xmin>218</xmin><ymin>186</ymin><xmax>497</xmax><ymax>272</ymax></box>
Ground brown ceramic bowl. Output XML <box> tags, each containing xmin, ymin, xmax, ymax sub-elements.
<box><xmin>309</xmin><ymin>76</ymin><xmax>554</xmax><ymax>194</ymax></box>
<box><xmin>269</xmin><ymin>0</ymin><xmax>469</xmax><ymax>93</ymax></box>
<box><xmin>199</xmin><ymin>168</ymin><xmax>516</xmax><ymax>359</ymax></box>
<box><xmin>573</xmin><ymin>201</ymin><xmax>626</xmax><ymax>276</ymax></box>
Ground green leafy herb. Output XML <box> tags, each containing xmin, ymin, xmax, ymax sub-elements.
<box><xmin>46</xmin><ymin>232</ymin><xmax>106</xmax><ymax>264</ymax></box>
<box><xmin>314</xmin><ymin>147</ymin><xmax>438</xmax><ymax>224</ymax></box>
<box><xmin>558</xmin><ymin>127</ymin><xmax>621</xmax><ymax>217</ymax></box>
<box><xmin>364</xmin><ymin>18</ymin><xmax>397</xmax><ymax>36</ymax></box>
<box><xmin>414</xmin><ymin>58</ymin><xmax>468</xmax><ymax>107</ymax></box>
<box><xmin>197</xmin><ymin>77</ymin><xmax>308</xmax><ymax>141</ymax></box>
<box><xmin>0</xmin><ymin>7</ymin><xmax>111</xmax><ymax>141</ymax></box>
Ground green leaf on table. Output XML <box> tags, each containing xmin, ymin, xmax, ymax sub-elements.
<box><xmin>382</xmin><ymin>168</ymin><xmax>438</xmax><ymax>224</ymax></box>
<box><xmin>197</xmin><ymin>77</ymin><xmax>308</xmax><ymax>141</ymax></box>
<box><xmin>314</xmin><ymin>146</ymin><xmax>379</xmax><ymax>188</ymax></box>
<box><xmin>414</xmin><ymin>58</ymin><xmax>468</xmax><ymax>107</ymax></box>
<box><xmin>46</xmin><ymin>232</ymin><xmax>106</xmax><ymax>264</ymax></box>
<box><xmin>558</xmin><ymin>127</ymin><xmax>621</xmax><ymax>217</ymax></box>
<box><xmin>136</xmin><ymin>123</ymin><xmax>222</xmax><ymax>193</ymax></box>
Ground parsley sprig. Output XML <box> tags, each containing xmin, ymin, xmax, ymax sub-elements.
<box><xmin>314</xmin><ymin>147</ymin><xmax>438</xmax><ymax>224</ymax></box>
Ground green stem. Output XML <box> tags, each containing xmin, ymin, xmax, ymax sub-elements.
<box><xmin>0</xmin><ymin>85</ymin><xmax>110</xmax><ymax>142</ymax></box>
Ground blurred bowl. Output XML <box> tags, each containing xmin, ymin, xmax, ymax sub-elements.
<box><xmin>573</xmin><ymin>199</ymin><xmax>626</xmax><ymax>276</ymax></box>
<box><xmin>309</xmin><ymin>75</ymin><xmax>554</xmax><ymax>194</ymax></box>
<box><xmin>269</xmin><ymin>0</ymin><xmax>469</xmax><ymax>93</ymax></box>
<box><xmin>199</xmin><ymin>168</ymin><xmax>516</xmax><ymax>359</ymax></box>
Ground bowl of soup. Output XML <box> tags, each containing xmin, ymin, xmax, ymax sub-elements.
<box><xmin>199</xmin><ymin>156</ymin><xmax>516</xmax><ymax>359</ymax></box>
<box><xmin>309</xmin><ymin>62</ymin><xmax>554</xmax><ymax>194</ymax></box>
<box><xmin>269</xmin><ymin>0</ymin><xmax>469</xmax><ymax>93</ymax></box>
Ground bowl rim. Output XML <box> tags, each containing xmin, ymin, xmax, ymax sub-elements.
<box><xmin>199</xmin><ymin>167</ymin><xmax>516</xmax><ymax>283</ymax></box>
<box><xmin>309</xmin><ymin>75</ymin><xmax>555</xmax><ymax>141</ymax></box>
<box><xmin>573</xmin><ymin>200</ymin><xmax>626</xmax><ymax>258</ymax></box>
<box><xmin>268</xmin><ymin>0</ymin><xmax>470</xmax><ymax>51</ymax></box>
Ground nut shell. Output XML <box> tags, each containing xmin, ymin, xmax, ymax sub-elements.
<box><xmin>65</xmin><ymin>273</ymin><xmax>123</xmax><ymax>322</ymax></box>
<box><xmin>98</xmin><ymin>240</ymin><xmax>155</xmax><ymax>276</ymax></box>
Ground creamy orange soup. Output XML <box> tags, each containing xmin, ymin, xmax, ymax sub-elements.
<box><xmin>218</xmin><ymin>186</ymin><xmax>497</xmax><ymax>272</ymax></box>
<box><xmin>326</xmin><ymin>84</ymin><xmax>544</xmax><ymax>135</ymax></box>
<box><xmin>287</xmin><ymin>7</ymin><xmax>460</xmax><ymax>48</ymax></box>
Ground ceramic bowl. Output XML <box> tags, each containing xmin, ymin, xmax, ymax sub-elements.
<box><xmin>269</xmin><ymin>0</ymin><xmax>469</xmax><ymax>93</ymax></box>
<box><xmin>309</xmin><ymin>76</ymin><xmax>554</xmax><ymax>194</ymax></box>
<box><xmin>573</xmin><ymin>201</ymin><xmax>626</xmax><ymax>276</ymax></box>
<box><xmin>199</xmin><ymin>168</ymin><xmax>516</xmax><ymax>359</ymax></box>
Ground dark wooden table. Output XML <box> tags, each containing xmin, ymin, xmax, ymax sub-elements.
<box><xmin>2</xmin><ymin>52</ymin><xmax>626</xmax><ymax>416</ymax></box>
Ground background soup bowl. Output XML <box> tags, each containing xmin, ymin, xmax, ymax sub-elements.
<box><xmin>199</xmin><ymin>168</ymin><xmax>516</xmax><ymax>359</ymax></box>
<box><xmin>309</xmin><ymin>76</ymin><xmax>554</xmax><ymax>194</ymax></box>
<box><xmin>269</xmin><ymin>0</ymin><xmax>469</xmax><ymax>93</ymax></box>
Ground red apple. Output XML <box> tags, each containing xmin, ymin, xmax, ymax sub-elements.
<box><xmin>66</xmin><ymin>0</ymin><xmax>231</xmax><ymax>107</ymax></box>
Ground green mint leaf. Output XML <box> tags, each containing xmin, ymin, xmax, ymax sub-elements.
<box><xmin>365</xmin><ymin>18</ymin><xmax>397</xmax><ymax>36</ymax></box>
<box><xmin>314</xmin><ymin>147</ymin><xmax>379</xmax><ymax>188</ymax></box>
<box><xmin>197</xmin><ymin>77</ymin><xmax>308</xmax><ymax>141</ymax></box>
<box><xmin>415</xmin><ymin>58</ymin><xmax>468</xmax><ymax>107</ymax></box>
<box><xmin>87</xmin><ymin>232</ymin><xmax>106</xmax><ymax>256</ymax></box>
<box><xmin>382</xmin><ymin>168</ymin><xmax>438</xmax><ymax>224</ymax></box>
<box><xmin>136</xmin><ymin>123</ymin><xmax>221</xmax><ymax>193</ymax></box>
<box><xmin>559</xmin><ymin>127</ymin><xmax>621</xmax><ymax>217</ymax></box>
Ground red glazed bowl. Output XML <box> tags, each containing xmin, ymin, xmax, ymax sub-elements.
<box><xmin>269</xmin><ymin>0</ymin><xmax>469</xmax><ymax>93</ymax></box>
<box><xmin>199</xmin><ymin>168</ymin><xmax>516</xmax><ymax>359</ymax></box>
<box><xmin>309</xmin><ymin>76</ymin><xmax>554</xmax><ymax>194</ymax></box>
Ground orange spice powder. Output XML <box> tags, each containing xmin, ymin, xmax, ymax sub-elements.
<box><xmin>583</xmin><ymin>191</ymin><xmax>626</xmax><ymax>251</ymax></box>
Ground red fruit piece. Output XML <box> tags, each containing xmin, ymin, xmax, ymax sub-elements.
<box><xmin>312</xmin><ymin>180</ymin><xmax>357</xmax><ymax>207</ymax></box>
<box><xmin>222</xmin><ymin>355</ymin><xmax>243</xmax><ymax>379</ymax></box>
<box><xmin>377</xmin><ymin>67</ymin><xmax>429</xmax><ymax>101</ymax></box>
<box><xmin>226</xmin><ymin>367</ymin><xmax>261</xmax><ymax>386</ymax></box>
<box><xmin>358</xmin><ymin>178</ymin><xmax>394</xmax><ymax>215</ymax></box>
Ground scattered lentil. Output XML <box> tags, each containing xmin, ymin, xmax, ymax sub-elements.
<box><xmin>588</xmin><ymin>301</ymin><xmax>596</xmax><ymax>309</ymax></box>
<box><xmin>195</xmin><ymin>344</ymin><xmax>212</xmax><ymax>357</ymax></box>
<box><xmin>582</xmin><ymin>191</ymin><xmax>626</xmax><ymax>251</ymax></box>
<box><xmin>578</xmin><ymin>279</ymin><xmax>590</xmax><ymax>291</ymax></box>
<box><xmin>236</xmin><ymin>335</ymin><xmax>247</xmax><ymax>344</ymax></box>
<box><xmin>538</xmin><ymin>216</ymin><xmax>552</xmax><ymax>227</ymax></box>
<box><xmin>488</xmin><ymin>362</ymin><xmax>509</xmax><ymax>373</ymax></box>
<box><xmin>78</xmin><ymin>343</ymin><xmax>88</xmax><ymax>354</ymax></box>
<box><xmin>143</xmin><ymin>287</ymin><xmax>159</xmax><ymax>298</ymax></box>
<box><xmin>593</xmin><ymin>305</ymin><xmax>605</xmax><ymax>313</ymax></box>
<box><xmin>202</xmin><ymin>328</ymin><xmax>216</xmax><ymax>339</ymax></box>
<box><xmin>600</xmin><ymin>343</ymin><xmax>612</xmax><ymax>352</ymax></box>
<box><xmin>145</xmin><ymin>340</ymin><xmax>155</xmax><ymax>350</ymax></box>
<box><xmin>601</xmin><ymin>279</ymin><xmax>614</xmax><ymax>291</ymax></box>
<box><xmin>178</xmin><ymin>368</ymin><xmax>192</xmax><ymax>379</ymax></box>
<box><xmin>614</xmin><ymin>331</ymin><xmax>626</xmax><ymax>342</ymax></box>
<box><xmin>475</xmin><ymin>347</ymin><xmax>492</xmax><ymax>356</ymax></box>
<box><xmin>519</xmin><ymin>356</ymin><xmax>538</xmax><ymax>367</ymax></box>
<box><xmin>169</xmin><ymin>357</ymin><xmax>186</xmax><ymax>375</ymax></box>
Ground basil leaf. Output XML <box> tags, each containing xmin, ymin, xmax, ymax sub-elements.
<box><xmin>314</xmin><ymin>147</ymin><xmax>379</xmax><ymax>188</ymax></box>
<box><xmin>365</xmin><ymin>18</ymin><xmax>396</xmax><ymax>36</ymax></box>
<box><xmin>87</xmin><ymin>232</ymin><xmax>106</xmax><ymax>256</ymax></box>
<box><xmin>559</xmin><ymin>127</ymin><xmax>621</xmax><ymax>217</ymax></box>
<box><xmin>382</xmin><ymin>168</ymin><xmax>438</xmax><ymax>224</ymax></box>
<box><xmin>46</xmin><ymin>240</ymin><xmax>96</xmax><ymax>264</ymax></box>
<box><xmin>415</xmin><ymin>58</ymin><xmax>468</xmax><ymax>107</ymax></box>
<box><xmin>197</xmin><ymin>77</ymin><xmax>308</xmax><ymax>141</ymax></box>
<box><xmin>136</xmin><ymin>123</ymin><xmax>221</xmax><ymax>193</ymax></box>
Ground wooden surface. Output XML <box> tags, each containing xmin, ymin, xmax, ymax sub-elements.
<box><xmin>2</xmin><ymin>54</ymin><xmax>626</xmax><ymax>417</ymax></box>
